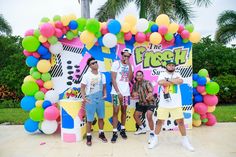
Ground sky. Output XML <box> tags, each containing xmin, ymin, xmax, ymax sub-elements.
<box><xmin>0</xmin><ymin>0</ymin><xmax>236</xmax><ymax>45</ymax></box>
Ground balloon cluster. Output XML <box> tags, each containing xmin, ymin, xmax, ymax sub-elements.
<box><xmin>192</xmin><ymin>69</ymin><xmax>220</xmax><ymax>127</ymax></box>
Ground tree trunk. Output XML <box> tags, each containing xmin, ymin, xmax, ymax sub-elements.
<box><xmin>139</xmin><ymin>0</ymin><xmax>147</xmax><ymax>18</ymax></box>
<box><xmin>81</xmin><ymin>0</ymin><xmax>90</xmax><ymax>18</ymax></box>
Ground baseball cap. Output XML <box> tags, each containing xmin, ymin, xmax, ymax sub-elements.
<box><xmin>166</xmin><ymin>60</ymin><xmax>176</xmax><ymax>66</ymax></box>
<box><xmin>122</xmin><ymin>48</ymin><xmax>132</xmax><ymax>55</ymax></box>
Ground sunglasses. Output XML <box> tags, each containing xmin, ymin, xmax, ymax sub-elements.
<box><xmin>89</xmin><ymin>61</ymin><xmax>98</xmax><ymax>66</ymax></box>
<box><xmin>123</xmin><ymin>54</ymin><xmax>130</xmax><ymax>58</ymax></box>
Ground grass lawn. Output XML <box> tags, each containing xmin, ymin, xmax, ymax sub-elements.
<box><xmin>0</xmin><ymin>105</ymin><xmax>235</xmax><ymax>125</ymax></box>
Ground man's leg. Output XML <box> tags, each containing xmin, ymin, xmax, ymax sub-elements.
<box><xmin>85</xmin><ymin>101</ymin><xmax>95</xmax><ymax>146</ymax></box>
<box><xmin>111</xmin><ymin>95</ymin><xmax>120</xmax><ymax>143</ymax></box>
<box><xmin>120</xmin><ymin>105</ymin><xmax>128</xmax><ymax>139</ymax></box>
<box><xmin>97</xmin><ymin>100</ymin><xmax>108</xmax><ymax>143</ymax></box>
<box><xmin>134</xmin><ymin>109</ymin><xmax>146</xmax><ymax>135</ymax></box>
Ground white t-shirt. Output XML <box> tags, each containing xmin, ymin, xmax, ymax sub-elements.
<box><xmin>158</xmin><ymin>71</ymin><xmax>182</xmax><ymax>108</ymax></box>
<box><xmin>81</xmin><ymin>72</ymin><xmax>106</xmax><ymax>95</ymax></box>
<box><xmin>111</xmin><ymin>60</ymin><xmax>133</xmax><ymax>96</ymax></box>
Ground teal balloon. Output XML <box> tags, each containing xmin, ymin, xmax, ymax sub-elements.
<box><xmin>22</xmin><ymin>36</ymin><xmax>40</xmax><ymax>52</ymax></box>
<box><xmin>198</xmin><ymin>69</ymin><xmax>208</xmax><ymax>77</ymax></box>
<box><xmin>86</xmin><ymin>18</ymin><xmax>100</xmax><ymax>33</ymax></box>
<box><xmin>29</xmin><ymin>107</ymin><xmax>44</xmax><ymax>122</ymax></box>
<box><xmin>21</xmin><ymin>81</ymin><xmax>39</xmax><ymax>96</ymax></box>
<box><xmin>206</xmin><ymin>82</ymin><xmax>220</xmax><ymax>95</ymax></box>
<box><xmin>24</xmin><ymin>118</ymin><xmax>39</xmax><ymax>133</ymax></box>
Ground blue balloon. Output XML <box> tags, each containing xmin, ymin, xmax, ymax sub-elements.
<box><xmin>68</xmin><ymin>20</ymin><xmax>78</xmax><ymax>30</ymax></box>
<box><xmin>151</xmin><ymin>24</ymin><xmax>159</xmax><ymax>32</ymax></box>
<box><xmin>42</xmin><ymin>100</ymin><xmax>52</xmax><ymax>109</ymax></box>
<box><xmin>193</xmin><ymin>73</ymin><xmax>199</xmax><ymax>81</ymax></box>
<box><xmin>193</xmin><ymin>88</ymin><xmax>200</xmax><ymax>96</ymax></box>
<box><xmin>20</xmin><ymin>96</ymin><xmax>36</xmax><ymax>111</ymax></box>
<box><xmin>175</xmin><ymin>34</ymin><xmax>182</xmax><ymax>45</ymax></box>
<box><xmin>38</xmin><ymin>45</ymin><xmax>49</xmax><ymax>55</ymax></box>
<box><xmin>26</xmin><ymin>56</ymin><xmax>39</xmax><ymax>67</ymax></box>
<box><xmin>24</xmin><ymin>118</ymin><xmax>39</xmax><ymax>133</ymax></box>
<box><xmin>197</xmin><ymin>77</ymin><xmax>207</xmax><ymax>86</ymax></box>
<box><xmin>107</xmin><ymin>20</ymin><xmax>121</xmax><ymax>34</ymax></box>
<box><xmin>194</xmin><ymin>94</ymin><xmax>203</xmax><ymax>103</ymax></box>
<box><xmin>98</xmin><ymin>37</ymin><xmax>104</xmax><ymax>46</ymax></box>
<box><xmin>41</xmin><ymin>53</ymin><xmax>51</xmax><ymax>60</ymax></box>
<box><xmin>127</xmin><ymin>35</ymin><xmax>136</xmax><ymax>44</ymax></box>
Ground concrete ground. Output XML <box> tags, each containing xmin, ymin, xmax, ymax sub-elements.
<box><xmin>0</xmin><ymin>123</ymin><xmax>235</xmax><ymax>157</ymax></box>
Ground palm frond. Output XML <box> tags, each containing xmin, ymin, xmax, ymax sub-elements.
<box><xmin>215</xmin><ymin>23</ymin><xmax>236</xmax><ymax>44</ymax></box>
<box><xmin>193</xmin><ymin>0</ymin><xmax>212</xmax><ymax>7</ymax></box>
<box><xmin>0</xmin><ymin>14</ymin><xmax>12</xmax><ymax>35</ymax></box>
<box><xmin>172</xmin><ymin>0</ymin><xmax>193</xmax><ymax>24</ymax></box>
<box><xmin>217</xmin><ymin>10</ymin><xmax>236</xmax><ymax>27</ymax></box>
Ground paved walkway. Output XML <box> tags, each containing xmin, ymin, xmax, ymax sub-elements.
<box><xmin>0</xmin><ymin>123</ymin><xmax>236</xmax><ymax>157</ymax></box>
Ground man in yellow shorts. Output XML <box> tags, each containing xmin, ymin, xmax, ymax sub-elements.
<box><xmin>148</xmin><ymin>60</ymin><xmax>194</xmax><ymax>151</ymax></box>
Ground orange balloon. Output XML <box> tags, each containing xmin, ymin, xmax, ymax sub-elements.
<box><xmin>150</xmin><ymin>32</ymin><xmax>162</xmax><ymax>45</ymax></box>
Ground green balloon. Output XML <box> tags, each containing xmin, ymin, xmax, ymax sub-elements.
<box><xmin>145</xmin><ymin>21</ymin><xmax>155</xmax><ymax>33</ymax></box>
<box><xmin>193</xmin><ymin>113</ymin><xmax>200</xmax><ymax>120</ymax></box>
<box><xmin>116</xmin><ymin>32</ymin><xmax>124</xmax><ymax>40</ymax></box>
<box><xmin>76</xmin><ymin>18</ymin><xmax>87</xmax><ymax>32</ymax></box>
<box><xmin>34</xmin><ymin>29</ymin><xmax>40</xmax><ymax>38</ymax></box>
<box><xmin>41</xmin><ymin>73</ymin><xmax>51</xmax><ymax>82</ymax></box>
<box><xmin>31</xmin><ymin>71</ymin><xmax>41</xmax><ymax>80</ymax></box>
<box><xmin>53</xmin><ymin>15</ymin><xmax>61</xmax><ymax>22</ymax></box>
<box><xmin>21</xmin><ymin>81</ymin><xmax>39</xmax><ymax>96</ymax></box>
<box><xmin>202</xmin><ymin>118</ymin><xmax>208</xmax><ymax>123</ymax></box>
<box><xmin>30</xmin><ymin>67</ymin><xmax>38</xmax><ymax>75</ymax></box>
<box><xmin>183</xmin><ymin>39</ymin><xmax>189</xmax><ymax>43</ymax></box>
<box><xmin>34</xmin><ymin>91</ymin><xmax>45</xmax><ymax>100</ymax></box>
<box><xmin>41</xmin><ymin>17</ymin><xmax>50</xmax><ymax>23</ymax></box>
<box><xmin>48</xmin><ymin>36</ymin><xmax>58</xmax><ymax>45</ymax></box>
<box><xmin>22</xmin><ymin>36</ymin><xmax>40</xmax><ymax>52</ymax></box>
<box><xmin>29</xmin><ymin>107</ymin><xmax>44</xmax><ymax>121</ymax></box>
<box><xmin>95</xmin><ymin>31</ymin><xmax>102</xmax><ymax>38</ymax></box>
<box><xmin>66</xmin><ymin>31</ymin><xmax>74</xmax><ymax>40</ymax></box>
<box><xmin>206</xmin><ymin>82</ymin><xmax>220</xmax><ymax>95</ymax></box>
<box><xmin>164</xmin><ymin>33</ymin><xmax>173</xmax><ymax>41</ymax></box>
<box><xmin>185</xmin><ymin>24</ymin><xmax>194</xmax><ymax>33</ymax></box>
<box><xmin>198</xmin><ymin>69</ymin><xmax>208</xmax><ymax>77</ymax></box>
<box><xmin>86</xmin><ymin>18</ymin><xmax>100</xmax><ymax>33</ymax></box>
<box><xmin>193</xmin><ymin>81</ymin><xmax>198</xmax><ymax>88</ymax></box>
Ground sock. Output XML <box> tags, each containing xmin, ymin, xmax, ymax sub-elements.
<box><xmin>121</xmin><ymin>125</ymin><xmax>125</xmax><ymax>130</ymax></box>
<box><xmin>113</xmin><ymin>128</ymin><xmax>118</xmax><ymax>132</ymax></box>
<box><xmin>99</xmin><ymin>129</ymin><xmax>104</xmax><ymax>134</ymax></box>
<box><xmin>87</xmin><ymin>132</ymin><xmax>91</xmax><ymax>136</ymax></box>
<box><xmin>150</xmin><ymin>130</ymin><xmax>154</xmax><ymax>134</ymax></box>
<box><xmin>139</xmin><ymin>125</ymin><xmax>144</xmax><ymax>129</ymax></box>
<box><xmin>182</xmin><ymin>136</ymin><xmax>188</xmax><ymax>141</ymax></box>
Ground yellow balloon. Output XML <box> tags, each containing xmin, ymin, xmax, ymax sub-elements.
<box><xmin>61</xmin><ymin>15</ymin><xmax>70</xmax><ymax>26</ymax></box>
<box><xmin>150</xmin><ymin>32</ymin><xmax>162</xmax><ymax>45</ymax></box>
<box><xmin>37</xmin><ymin>60</ymin><xmax>51</xmax><ymax>73</ymax></box>
<box><xmin>36</xmin><ymin>100</ymin><xmax>43</xmax><ymax>107</ymax></box>
<box><xmin>72</xmin><ymin>29</ymin><xmax>78</xmax><ymax>35</ymax></box>
<box><xmin>156</xmin><ymin>14</ymin><xmax>170</xmax><ymax>27</ymax></box>
<box><xmin>44</xmin><ymin>80</ymin><xmax>53</xmax><ymax>89</ymax></box>
<box><xmin>168</xmin><ymin>23</ymin><xmax>179</xmax><ymax>34</ymax></box>
<box><xmin>48</xmin><ymin>21</ymin><xmax>55</xmax><ymax>27</ymax></box>
<box><xmin>201</xmin><ymin>92</ymin><xmax>207</xmax><ymax>95</ymax></box>
<box><xmin>124</xmin><ymin>15</ymin><xmax>137</xmax><ymax>27</ymax></box>
<box><xmin>207</xmin><ymin>106</ymin><xmax>216</xmax><ymax>113</ymax></box>
<box><xmin>39</xmin><ymin>35</ymin><xmax>47</xmax><ymax>43</ymax></box>
<box><xmin>206</xmin><ymin>77</ymin><xmax>211</xmax><ymax>83</ymax></box>
<box><xmin>121</xmin><ymin>22</ymin><xmax>131</xmax><ymax>33</ymax></box>
<box><xmin>189</xmin><ymin>32</ymin><xmax>201</xmax><ymax>43</ymax></box>
<box><xmin>131</xmin><ymin>26</ymin><xmax>137</xmax><ymax>35</ymax></box>
<box><xmin>24</xmin><ymin>75</ymin><xmax>36</xmax><ymax>82</ymax></box>
<box><xmin>192</xmin><ymin>119</ymin><xmax>202</xmax><ymax>127</ymax></box>
<box><xmin>80</xmin><ymin>30</ymin><xmax>95</xmax><ymax>44</ymax></box>
<box><xmin>100</xmin><ymin>22</ymin><xmax>107</xmax><ymax>30</ymax></box>
<box><xmin>67</xmin><ymin>13</ymin><xmax>77</xmax><ymax>21</ymax></box>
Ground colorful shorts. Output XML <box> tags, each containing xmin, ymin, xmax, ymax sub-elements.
<box><xmin>112</xmin><ymin>94</ymin><xmax>130</xmax><ymax>106</ymax></box>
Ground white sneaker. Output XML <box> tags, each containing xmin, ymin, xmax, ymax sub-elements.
<box><xmin>182</xmin><ymin>138</ymin><xmax>195</xmax><ymax>152</ymax></box>
<box><xmin>148</xmin><ymin>132</ymin><xmax>155</xmax><ymax>144</ymax></box>
<box><xmin>134</xmin><ymin>127</ymin><xmax>146</xmax><ymax>135</ymax></box>
<box><xmin>148</xmin><ymin>136</ymin><xmax>158</xmax><ymax>149</ymax></box>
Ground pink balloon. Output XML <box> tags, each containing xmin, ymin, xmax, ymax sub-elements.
<box><xmin>101</xmin><ymin>25</ymin><xmax>108</xmax><ymax>35</ymax></box>
<box><xmin>146</xmin><ymin>33</ymin><xmax>151</xmax><ymax>41</ymax></box>
<box><xmin>65</xmin><ymin>26</ymin><xmax>70</xmax><ymax>31</ymax></box>
<box><xmin>194</xmin><ymin>102</ymin><xmax>208</xmax><ymax>115</ymax></box>
<box><xmin>158</xmin><ymin>26</ymin><xmax>168</xmax><ymax>35</ymax></box>
<box><xmin>55</xmin><ymin>28</ymin><xmax>63</xmax><ymax>38</ymax></box>
<box><xmin>40</xmin><ymin>87</ymin><xmax>48</xmax><ymax>94</ymax></box>
<box><xmin>135</xmin><ymin>32</ymin><xmax>146</xmax><ymax>43</ymax></box>
<box><xmin>24</xmin><ymin>29</ymin><xmax>34</xmax><ymax>36</ymax></box>
<box><xmin>44</xmin><ymin>106</ymin><xmax>60</xmax><ymax>120</ymax></box>
<box><xmin>203</xmin><ymin>95</ymin><xmax>218</xmax><ymax>106</ymax></box>
<box><xmin>178</xmin><ymin>24</ymin><xmax>184</xmax><ymax>33</ymax></box>
<box><xmin>32</xmin><ymin>52</ymin><xmax>40</xmax><ymax>58</ymax></box>
<box><xmin>40</xmin><ymin>23</ymin><xmax>55</xmax><ymax>38</ymax></box>
<box><xmin>42</xmin><ymin>42</ymin><xmax>50</xmax><ymax>49</ymax></box>
<box><xmin>181</xmin><ymin>30</ymin><xmax>190</xmax><ymax>39</ymax></box>
<box><xmin>36</xmin><ymin>79</ymin><xmax>44</xmax><ymax>87</ymax></box>
<box><xmin>23</xmin><ymin>50</ymin><xmax>32</xmax><ymax>56</ymax></box>
<box><xmin>62</xmin><ymin>27</ymin><xmax>67</xmax><ymax>34</ymax></box>
<box><xmin>200</xmin><ymin>113</ymin><xmax>207</xmax><ymax>120</ymax></box>
<box><xmin>55</xmin><ymin>21</ymin><xmax>64</xmax><ymax>29</ymax></box>
<box><xmin>197</xmin><ymin>86</ymin><xmax>206</xmax><ymax>93</ymax></box>
<box><xmin>124</xmin><ymin>32</ymin><xmax>132</xmax><ymax>41</ymax></box>
<box><xmin>205</xmin><ymin>113</ymin><xmax>217</xmax><ymax>126</ymax></box>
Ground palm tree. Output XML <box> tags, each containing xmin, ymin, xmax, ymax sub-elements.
<box><xmin>95</xmin><ymin>0</ymin><xmax>211</xmax><ymax>23</ymax></box>
<box><xmin>0</xmin><ymin>14</ymin><xmax>12</xmax><ymax>35</ymax></box>
<box><xmin>78</xmin><ymin>0</ymin><xmax>93</xmax><ymax>18</ymax></box>
<box><xmin>215</xmin><ymin>10</ymin><xmax>236</xmax><ymax>44</ymax></box>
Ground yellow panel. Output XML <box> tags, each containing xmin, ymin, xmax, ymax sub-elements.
<box><xmin>104</xmin><ymin>58</ymin><xmax>112</xmax><ymax>71</ymax></box>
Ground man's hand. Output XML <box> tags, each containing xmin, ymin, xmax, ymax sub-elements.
<box><xmin>102</xmin><ymin>95</ymin><xmax>107</xmax><ymax>100</ymax></box>
<box><xmin>132</xmin><ymin>92</ymin><xmax>139</xmax><ymax>98</ymax></box>
<box><xmin>118</xmin><ymin>93</ymin><xmax>124</xmax><ymax>103</ymax></box>
<box><xmin>82</xmin><ymin>96</ymin><xmax>90</xmax><ymax>103</ymax></box>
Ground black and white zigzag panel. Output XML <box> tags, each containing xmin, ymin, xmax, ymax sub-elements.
<box><xmin>177</xmin><ymin>66</ymin><xmax>192</xmax><ymax>78</ymax></box>
<box><xmin>62</xmin><ymin>44</ymin><xmax>83</xmax><ymax>54</ymax></box>
<box><xmin>182</xmin><ymin>105</ymin><xmax>193</xmax><ymax>111</ymax></box>
<box><xmin>50</xmin><ymin>54</ymin><xmax>63</xmax><ymax>77</ymax></box>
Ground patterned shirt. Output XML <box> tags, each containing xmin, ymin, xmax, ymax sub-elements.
<box><xmin>132</xmin><ymin>80</ymin><xmax>154</xmax><ymax>106</ymax></box>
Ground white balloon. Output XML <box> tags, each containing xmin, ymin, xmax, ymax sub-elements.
<box><xmin>44</xmin><ymin>90</ymin><xmax>59</xmax><ymax>104</ymax></box>
<box><xmin>41</xmin><ymin>120</ymin><xmax>58</xmax><ymax>135</ymax></box>
<box><xmin>49</xmin><ymin>42</ymin><xmax>63</xmax><ymax>54</ymax></box>
<box><xmin>136</xmin><ymin>18</ymin><xmax>149</xmax><ymax>32</ymax></box>
<box><xmin>102</xmin><ymin>33</ymin><xmax>117</xmax><ymax>48</ymax></box>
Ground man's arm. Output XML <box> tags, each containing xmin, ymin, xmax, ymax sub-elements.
<box><xmin>111</xmin><ymin>72</ymin><xmax>120</xmax><ymax>94</ymax></box>
<box><xmin>80</xmin><ymin>83</ymin><xmax>87</xmax><ymax>102</ymax></box>
<box><xmin>169</xmin><ymin>77</ymin><xmax>183</xmax><ymax>85</ymax></box>
<box><xmin>128</xmin><ymin>64</ymin><xmax>133</xmax><ymax>81</ymax></box>
<box><xmin>103</xmin><ymin>84</ymin><xmax>107</xmax><ymax>99</ymax></box>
